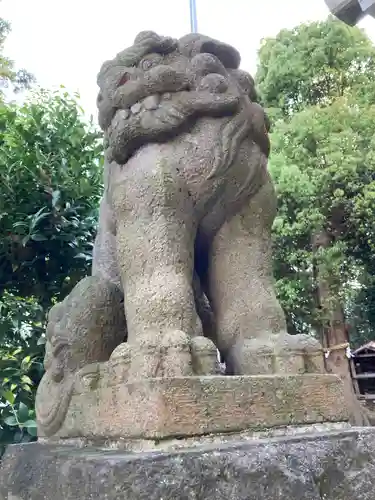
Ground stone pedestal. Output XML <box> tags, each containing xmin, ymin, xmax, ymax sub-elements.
<box><xmin>2</xmin><ymin>427</ymin><xmax>375</xmax><ymax>499</ymax></box>
<box><xmin>54</xmin><ymin>373</ymin><xmax>347</xmax><ymax>440</ymax></box>
<box><xmin>0</xmin><ymin>372</ymin><xmax>361</xmax><ymax>500</ymax></box>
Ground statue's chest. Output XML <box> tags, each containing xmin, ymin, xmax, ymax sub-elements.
<box><xmin>170</xmin><ymin>118</ymin><xmax>226</xmax><ymax>183</ymax></box>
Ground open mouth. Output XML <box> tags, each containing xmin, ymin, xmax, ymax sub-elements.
<box><xmin>115</xmin><ymin>93</ymin><xmax>169</xmax><ymax>120</ymax></box>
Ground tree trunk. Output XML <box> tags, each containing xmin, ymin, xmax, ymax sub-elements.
<box><xmin>312</xmin><ymin>229</ymin><xmax>369</xmax><ymax>426</ymax></box>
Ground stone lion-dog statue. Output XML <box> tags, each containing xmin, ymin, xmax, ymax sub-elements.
<box><xmin>36</xmin><ymin>31</ymin><xmax>322</xmax><ymax>438</ymax></box>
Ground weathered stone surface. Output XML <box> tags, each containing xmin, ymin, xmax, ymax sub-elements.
<box><xmin>2</xmin><ymin>428</ymin><xmax>375</xmax><ymax>499</ymax></box>
<box><xmin>35</xmin><ymin>30</ymin><xmax>342</xmax><ymax>440</ymax></box>
<box><xmin>56</xmin><ymin>374</ymin><xmax>348</xmax><ymax>440</ymax></box>
<box><xmin>35</xmin><ymin>276</ymin><xmax>126</xmax><ymax>438</ymax></box>
<box><xmin>96</xmin><ymin>29</ymin><xmax>323</xmax><ymax>378</ymax></box>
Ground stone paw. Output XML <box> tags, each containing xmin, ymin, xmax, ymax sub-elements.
<box><xmin>272</xmin><ymin>333</ymin><xmax>325</xmax><ymax>374</ymax></box>
<box><xmin>159</xmin><ymin>330</ymin><xmax>194</xmax><ymax>378</ymax></box>
<box><xmin>225</xmin><ymin>333</ymin><xmax>325</xmax><ymax>376</ymax></box>
<box><xmin>107</xmin><ymin>342</ymin><xmax>132</xmax><ymax>385</ymax></box>
<box><xmin>273</xmin><ymin>332</ymin><xmax>321</xmax><ymax>353</ymax></box>
<box><xmin>123</xmin><ymin>330</ymin><xmax>195</xmax><ymax>381</ymax></box>
<box><xmin>191</xmin><ymin>336</ymin><xmax>220</xmax><ymax>375</ymax></box>
<box><xmin>108</xmin><ymin>331</ymin><xmax>224</xmax><ymax>381</ymax></box>
<box><xmin>225</xmin><ymin>338</ymin><xmax>274</xmax><ymax>376</ymax></box>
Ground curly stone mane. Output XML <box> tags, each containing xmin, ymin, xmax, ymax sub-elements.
<box><xmin>96</xmin><ymin>31</ymin><xmax>270</xmax><ymax>181</ymax></box>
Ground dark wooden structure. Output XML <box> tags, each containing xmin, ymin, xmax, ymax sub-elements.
<box><xmin>325</xmin><ymin>0</ymin><xmax>375</xmax><ymax>25</ymax></box>
<box><xmin>352</xmin><ymin>342</ymin><xmax>375</xmax><ymax>400</ymax></box>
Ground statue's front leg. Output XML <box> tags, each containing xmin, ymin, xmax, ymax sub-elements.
<box><xmin>208</xmin><ymin>174</ymin><xmax>323</xmax><ymax>376</ymax></box>
<box><xmin>110</xmin><ymin>149</ymin><xmax>204</xmax><ymax>379</ymax></box>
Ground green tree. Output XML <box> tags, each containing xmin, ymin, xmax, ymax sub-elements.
<box><xmin>0</xmin><ymin>89</ymin><xmax>103</xmax><ymax>306</ymax></box>
<box><xmin>257</xmin><ymin>16</ymin><xmax>375</xmax><ymax>116</ymax></box>
<box><xmin>0</xmin><ymin>13</ymin><xmax>103</xmax><ymax>455</ymax></box>
<box><xmin>270</xmin><ymin>98</ymin><xmax>375</xmax><ymax>343</ymax></box>
<box><xmin>0</xmin><ymin>89</ymin><xmax>103</xmax><ymax>454</ymax></box>
<box><xmin>256</xmin><ymin>16</ymin><xmax>375</xmax><ymax>344</ymax></box>
<box><xmin>0</xmin><ymin>16</ymin><xmax>34</xmax><ymax>99</ymax></box>
<box><xmin>257</xmin><ymin>16</ymin><xmax>375</xmax><ymax>425</ymax></box>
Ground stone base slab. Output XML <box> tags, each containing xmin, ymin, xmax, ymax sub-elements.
<box><xmin>54</xmin><ymin>374</ymin><xmax>349</xmax><ymax>440</ymax></box>
<box><xmin>2</xmin><ymin>427</ymin><xmax>375</xmax><ymax>499</ymax></box>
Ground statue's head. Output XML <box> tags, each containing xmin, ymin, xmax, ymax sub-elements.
<box><xmin>36</xmin><ymin>277</ymin><xmax>126</xmax><ymax>437</ymax></box>
<box><xmin>42</xmin><ymin>277</ymin><xmax>126</xmax><ymax>383</ymax></box>
<box><xmin>97</xmin><ymin>31</ymin><xmax>268</xmax><ymax>166</ymax></box>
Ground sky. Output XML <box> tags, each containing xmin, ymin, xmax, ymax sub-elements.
<box><xmin>2</xmin><ymin>0</ymin><xmax>375</xmax><ymax>118</ymax></box>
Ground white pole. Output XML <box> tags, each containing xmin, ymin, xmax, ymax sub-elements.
<box><xmin>189</xmin><ymin>0</ymin><xmax>198</xmax><ymax>32</ymax></box>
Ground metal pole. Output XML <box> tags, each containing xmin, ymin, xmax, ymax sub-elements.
<box><xmin>189</xmin><ymin>0</ymin><xmax>198</xmax><ymax>33</ymax></box>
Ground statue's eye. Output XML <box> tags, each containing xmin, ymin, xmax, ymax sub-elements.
<box><xmin>141</xmin><ymin>59</ymin><xmax>153</xmax><ymax>71</ymax></box>
<box><xmin>140</xmin><ymin>55</ymin><xmax>161</xmax><ymax>71</ymax></box>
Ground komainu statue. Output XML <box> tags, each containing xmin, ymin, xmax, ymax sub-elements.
<box><xmin>36</xmin><ymin>32</ymin><xmax>346</xmax><ymax>442</ymax></box>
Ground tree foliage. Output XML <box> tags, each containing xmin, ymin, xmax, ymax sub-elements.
<box><xmin>0</xmin><ymin>90</ymin><xmax>103</xmax><ymax>306</ymax></box>
<box><xmin>257</xmin><ymin>16</ymin><xmax>375</xmax><ymax>116</ymax></box>
<box><xmin>270</xmin><ymin>99</ymin><xmax>375</xmax><ymax>340</ymax></box>
<box><xmin>0</xmin><ymin>14</ymin><xmax>103</xmax><ymax>455</ymax></box>
<box><xmin>256</xmin><ymin>17</ymin><xmax>375</xmax><ymax>346</ymax></box>
<box><xmin>0</xmin><ymin>90</ymin><xmax>103</xmax><ymax>453</ymax></box>
<box><xmin>0</xmin><ymin>15</ymin><xmax>34</xmax><ymax>98</ymax></box>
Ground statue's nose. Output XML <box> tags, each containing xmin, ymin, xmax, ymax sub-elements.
<box><xmin>117</xmin><ymin>68</ymin><xmax>142</xmax><ymax>89</ymax></box>
<box><xmin>190</xmin><ymin>53</ymin><xmax>226</xmax><ymax>78</ymax></box>
<box><xmin>145</xmin><ymin>64</ymin><xmax>178</xmax><ymax>83</ymax></box>
<box><xmin>143</xmin><ymin>65</ymin><xmax>190</xmax><ymax>93</ymax></box>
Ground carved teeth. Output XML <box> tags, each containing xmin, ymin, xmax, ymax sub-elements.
<box><xmin>128</xmin><ymin>96</ymin><xmax>161</xmax><ymax>116</ymax></box>
<box><xmin>131</xmin><ymin>102</ymin><xmax>142</xmax><ymax>114</ymax></box>
<box><xmin>112</xmin><ymin>109</ymin><xmax>130</xmax><ymax>130</ymax></box>
<box><xmin>116</xmin><ymin>109</ymin><xmax>130</xmax><ymax>121</ymax></box>
<box><xmin>143</xmin><ymin>95</ymin><xmax>160</xmax><ymax>110</ymax></box>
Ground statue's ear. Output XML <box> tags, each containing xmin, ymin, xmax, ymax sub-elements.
<box><xmin>179</xmin><ymin>34</ymin><xmax>241</xmax><ymax>69</ymax></box>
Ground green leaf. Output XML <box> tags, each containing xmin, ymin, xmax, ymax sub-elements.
<box><xmin>21</xmin><ymin>356</ymin><xmax>31</xmax><ymax>369</ymax></box>
<box><xmin>4</xmin><ymin>415</ymin><xmax>18</xmax><ymax>427</ymax></box>
<box><xmin>1</xmin><ymin>75</ymin><xmax>104</xmax><ymax>450</ymax></box>
<box><xmin>52</xmin><ymin>190</ymin><xmax>61</xmax><ymax>208</ymax></box>
<box><xmin>24</xmin><ymin>419</ymin><xmax>37</xmax><ymax>427</ymax></box>
<box><xmin>256</xmin><ymin>17</ymin><xmax>375</xmax><ymax>344</ymax></box>
<box><xmin>37</xmin><ymin>335</ymin><xmax>46</xmax><ymax>345</ymax></box>
<box><xmin>17</xmin><ymin>402</ymin><xmax>30</xmax><ymax>423</ymax></box>
<box><xmin>26</xmin><ymin>422</ymin><xmax>38</xmax><ymax>437</ymax></box>
<box><xmin>21</xmin><ymin>375</ymin><xmax>33</xmax><ymax>385</ymax></box>
<box><xmin>21</xmin><ymin>235</ymin><xmax>30</xmax><ymax>246</ymax></box>
<box><xmin>30</xmin><ymin>233</ymin><xmax>48</xmax><ymax>242</ymax></box>
<box><xmin>2</xmin><ymin>391</ymin><xmax>15</xmax><ymax>405</ymax></box>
